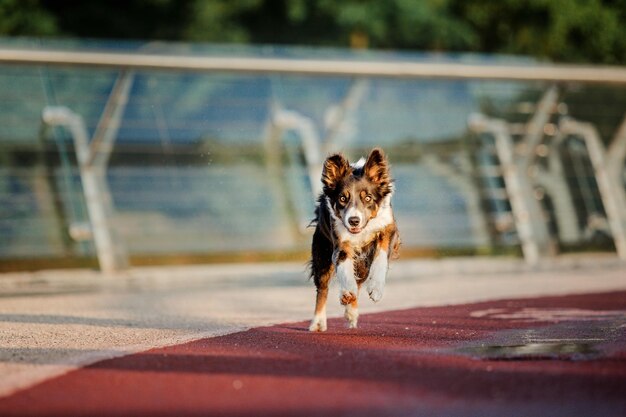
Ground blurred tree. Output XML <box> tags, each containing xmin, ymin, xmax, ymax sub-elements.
<box><xmin>39</xmin><ymin>0</ymin><xmax>190</xmax><ymax>40</ymax></box>
<box><xmin>183</xmin><ymin>0</ymin><xmax>261</xmax><ymax>42</ymax></box>
<box><xmin>0</xmin><ymin>0</ymin><xmax>57</xmax><ymax>36</ymax></box>
<box><xmin>232</xmin><ymin>0</ymin><xmax>477</xmax><ymax>50</ymax></box>
<box><xmin>1</xmin><ymin>0</ymin><xmax>625</xmax><ymax>64</ymax></box>
<box><xmin>453</xmin><ymin>0</ymin><xmax>626</xmax><ymax>64</ymax></box>
<box><xmin>314</xmin><ymin>0</ymin><xmax>478</xmax><ymax>50</ymax></box>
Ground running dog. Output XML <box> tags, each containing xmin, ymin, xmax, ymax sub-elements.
<box><xmin>309</xmin><ymin>148</ymin><xmax>400</xmax><ymax>331</ymax></box>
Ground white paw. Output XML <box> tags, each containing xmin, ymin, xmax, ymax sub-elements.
<box><xmin>309</xmin><ymin>314</ymin><xmax>327</xmax><ymax>332</ymax></box>
<box><xmin>366</xmin><ymin>280</ymin><xmax>384</xmax><ymax>302</ymax></box>
<box><xmin>336</xmin><ymin>258</ymin><xmax>358</xmax><ymax>302</ymax></box>
<box><xmin>366</xmin><ymin>250</ymin><xmax>387</xmax><ymax>303</ymax></box>
<box><xmin>344</xmin><ymin>305</ymin><xmax>358</xmax><ymax>329</ymax></box>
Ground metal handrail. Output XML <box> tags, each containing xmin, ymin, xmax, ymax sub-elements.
<box><xmin>1</xmin><ymin>48</ymin><xmax>626</xmax><ymax>83</ymax></box>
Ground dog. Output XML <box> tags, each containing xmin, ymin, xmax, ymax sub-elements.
<box><xmin>309</xmin><ymin>148</ymin><xmax>400</xmax><ymax>331</ymax></box>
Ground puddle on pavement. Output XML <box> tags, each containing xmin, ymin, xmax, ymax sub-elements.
<box><xmin>459</xmin><ymin>341</ymin><xmax>601</xmax><ymax>361</ymax></box>
<box><xmin>458</xmin><ymin>308</ymin><xmax>626</xmax><ymax>361</ymax></box>
<box><xmin>469</xmin><ymin>307</ymin><xmax>626</xmax><ymax>322</ymax></box>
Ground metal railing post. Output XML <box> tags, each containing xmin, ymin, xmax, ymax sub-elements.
<box><xmin>42</xmin><ymin>107</ymin><xmax>128</xmax><ymax>273</ymax></box>
<box><xmin>38</xmin><ymin>71</ymin><xmax>134</xmax><ymax>273</ymax></box>
<box><xmin>560</xmin><ymin>119</ymin><xmax>626</xmax><ymax>260</ymax></box>
<box><xmin>468</xmin><ymin>86</ymin><xmax>560</xmax><ymax>264</ymax></box>
<box><xmin>491</xmin><ymin>120</ymin><xmax>551</xmax><ymax>264</ymax></box>
<box><xmin>272</xmin><ymin>107</ymin><xmax>323</xmax><ymax>197</ymax></box>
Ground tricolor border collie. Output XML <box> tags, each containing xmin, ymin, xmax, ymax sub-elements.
<box><xmin>309</xmin><ymin>148</ymin><xmax>400</xmax><ymax>331</ymax></box>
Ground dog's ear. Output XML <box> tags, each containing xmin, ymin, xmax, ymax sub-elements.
<box><xmin>364</xmin><ymin>148</ymin><xmax>389</xmax><ymax>185</ymax></box>
<box><xmin>322</xmin><ymin>153</ymin><xmax>349</xmax><ymax>192</ymax></box>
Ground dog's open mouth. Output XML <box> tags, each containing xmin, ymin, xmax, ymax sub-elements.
<box><xmin>348</xmin><ymin>226</ymin><xmax>362</xmax><ymax>234</ymax></box>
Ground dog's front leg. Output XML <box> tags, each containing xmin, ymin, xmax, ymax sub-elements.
<box><xmin>335</xmin><ymin>246</ymin><xmax>359</xmax><ymax>328</ymax></box>
<box><xmin>366</xmin><ymin>226</ymin><xmax>397</xmax><ymax>302</ymax></box>
<box><xmin>334</xmin><ymin>247</ymin><xmax>358</xmax><ymax>307</ymax></box>
<box><xmin>366</xmin><ymin>247</ymin><xmax>388</xmax><ymax>302</ymax></box>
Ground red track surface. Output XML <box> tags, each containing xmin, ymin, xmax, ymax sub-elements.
<box><xmin>1</xmin><ymin>291</ymin><xmax>625</xmax><ymax>417</ymax></box>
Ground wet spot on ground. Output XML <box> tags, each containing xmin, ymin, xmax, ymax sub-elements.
<box><xmin>459</xmin><ymin>307</ymin><xmax>626</xmax><ymax>361</ymax></box>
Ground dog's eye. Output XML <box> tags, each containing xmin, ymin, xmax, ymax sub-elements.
<box><xmin>339</xmin><ymin>195</ymin><xmax>347</xmax><ymax>203</ymax></box>
<box><xmin>364</xmin><ymin>195</ymin><xmax>372</xmax><ymax>202</ymax></box>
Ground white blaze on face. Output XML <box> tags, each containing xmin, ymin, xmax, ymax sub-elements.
<box><xmin>343</xmin><ymin>205</ymin><xmax>363</xmax><ymax>230</ymax></box>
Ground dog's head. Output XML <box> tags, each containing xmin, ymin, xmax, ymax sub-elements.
<box><xmin>321</xmin><ymin>148</ymin><xmax>393</xmax><ymax>234</ymax></box>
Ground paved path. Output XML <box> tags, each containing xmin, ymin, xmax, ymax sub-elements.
<box><xmin>0</xmin><ymin>255</ymin><xmax>624</xmax><ymax>414</ymax></box>
<box><xmin>1</xmin><ymin>290</ymin><xmax>625</xmax><ymax>416</ymax></box>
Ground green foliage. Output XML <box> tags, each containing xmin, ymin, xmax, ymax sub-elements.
<box><xmin>455</xmin><ymin>0</ymin><xmax>626</xmax><ymax>64</ymax></box>
<box><xmin>314</xmin><ymin>0</ymin><xmax>477</xmax><ymax>50</ymax></box>
<box><xmin>184</xmin><ymin>0</ymin><xmax>261</xmax><ymax>42</ymax></box>
<box><xmin>1</xmin><ymin>0</ymin><xmax>625</xmax><ymax>64</ymax></box>
<box><xmin>545</xmin><ymin>0</ymin><xmax>626</xmax><ymax>64</ymax></box>
<box><xmin>0</xmin><ymin>0</ymin><xmax>57</xmax><ymax>36</ymax></box>
<box><xmin>37</xmin><ymin>0</ymin><xmax>189</xmax><ymax>40</ymax></box>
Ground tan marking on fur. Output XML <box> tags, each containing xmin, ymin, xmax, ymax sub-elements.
<box><xmin>314</xmin><ymin>287</ymin><xmax>329</xmax><ymax>316</ymax></box>
<box><xmin>322</xmin><ymin>154</ymin><xmax>350</xmax><ymax>189</ymax></box>
<box><xmin>364</xmin><ymin>148</ymin><xmax>390</xmax><ymax>184</ymax></box>
<box><xmin>369</xmin><ymin>205</ymin><xmax>379</xmax><ymax>220</ymax></box>
<box><xmin>313</xmin><ymin>264</ymin><xmax>334</xmax><ymax>315</ymax></box>
<box><xmin>345</xmin><ymin>295</ymin><xmax>359</xmax><ymax>328</ymax></box>
<box><xmin>338</xmin><ymin>241</ymin><xmax>355</xmax><ymax>257</ymax></box>
<box><xmin>340</xmin><ymin>291</ymin><xmax>357</xmax><ymax>305</ymax></box>
<box><xmin>376</xmin><ymin>223</ymin><xmax>400</xmax><ymax>257</ymax></box>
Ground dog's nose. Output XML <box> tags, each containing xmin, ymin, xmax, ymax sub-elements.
<box><xmin>348</xmin><ymin>216</ymin><xmax>360</xmax><ymax>227</ymax></box>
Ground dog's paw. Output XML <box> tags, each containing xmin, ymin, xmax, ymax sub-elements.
<box><xmin>367</xmin><ymin>281</ymin><xmax>384</xmax><ymax>302</ymax></box>
<box><xmin>366</xmin><ymin>252</ymin><xmax>387</xmax><ymax>303</ymax></box>
<box><xmin>344</xmin><ymin>305</ymin><xmax>358</xmax><ymax>329</ymax></box>
<box><xmin>340</xmin><ymin>291</ymin><xmax>357</xmax><ymax>306</ymax></box>
<box><xmin>368</xmin><ymin>288</ymin><xmax>383</xmax><ymax>302</ymax></box>
<box><xmin>309</xmin><ymin>315</ymin><xmax>327</xmax><ymax>332</ymax></box>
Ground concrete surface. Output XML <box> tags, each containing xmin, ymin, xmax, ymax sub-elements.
<box><xmin>0</xmin><ymin>254</ymin><xmax>625</xmax><ymax>399</ymax></box>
